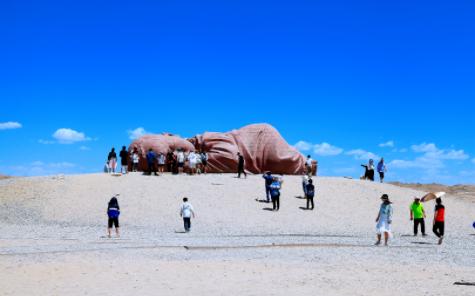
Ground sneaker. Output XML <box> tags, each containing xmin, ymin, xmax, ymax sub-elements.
<box><xmin>438</xmin><ymin>236</ymin><xmax>444</xmax><ymax>245</ymax></box>
<box><xmin>374</xmin><ymin>241</ymin><xmax>381</xmax><ymax>246</ymax></box>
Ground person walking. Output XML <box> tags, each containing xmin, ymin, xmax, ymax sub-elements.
<box><xmin>107</xmin><ymin>195</ymin><xmax>120</xmax><ymax>238</ymax></box>
<box><xmin>410</xmin><ymin>197</ymin><xmax>426</xmax><ymax>236</ymax></box>
<box><xmin>262</xmin><ymin>171</ymin><xmax>273</xmax><ymax>202</ymax></box>
<box><xmin>179</xmin><ymin>197</ymin><xmax>196</xmax><ymax>232</ymax></box>
<box><xmin>131</xmin><ymin>148</ymin><xmax>140</xmax><ymax>172</ymax></box>
<box><xmin>377</xmin><ymin>158</ymin><xmax>387</xmax><ymax>183</ymax></box>
<box><xmin>433</xmin><ymin>197</ymin><xmax>445</xmax><ymax>244</ymax></box>
<box><xmin>375</xmin><ymin>194</ymin><xmax>393</xmax><ymax>246</ymax></box>
<box><xmin>302</xmin><ymin>174</ymin><xmax>310</xmax><ymax>197</ymax></box>
<box><xmin>237</xmin><ymin>152</ymin><xmax>246</xmax><ymax>178</ymax></box>
<box><xmin>269</xmin><ymin>177</ymin><xmax>282</xmax><ymax>211</ymax></box>
<box><xmin>119</xmin><ymin>146</ymin><xmax>128</xmax><ymax>174</ymax></box>
<box><xmin>305</xmin><ymin>179</ymin><xmax>315</xmax><ymax>210</ymax></box>
<box><xmin>146</xmin><ymin>148</ymin><xmax>157</xmax><ymax>175</ymax></box>
<box><xmin>107</xmin><ymin>148</ymin><xmax>117</xmax><ymax>174</ymax></box>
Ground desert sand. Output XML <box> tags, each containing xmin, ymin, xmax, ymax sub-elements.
<box><xmin>1</xmin><ymin>173</ymin><xmax>474</xmax><ymax>295</ymax></box>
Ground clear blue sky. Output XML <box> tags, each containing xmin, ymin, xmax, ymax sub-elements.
<box><xmin>1</xmin><ymin>0</ymin><xmax>474</xmax><ymax>184</ymax></box>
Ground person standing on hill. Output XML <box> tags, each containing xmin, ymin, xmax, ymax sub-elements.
<box><xmin>237</xmin><ymin>152</ymin><xmax>246</xmax><ymax>178</ymax></box>
<box><xmin>270</xmin><ymin>176</ymin><xmax>283</xmax><ymax>211</ymax></box>
<box><xmin>166</xmin><ymin>151</ymin><xmax>174</xmax><ymax>172</ymax></box>
<box><xmin>187</xmin><ymin>151</ymin><xmax>197</xmax><ymax>175</ymax></box>
<box><xmin>119</xmin><ymin>146</ymin><xmax>128</xmax><ymax>174</ymax></box>
<box><xmin>107</xmin><ymin>196</ymin><xmax>120</xmax><ymax>238</ymax></box>
<box><xmin>107</xmin><ymin>148</ymin><xmax>117</xmax><ymax>174</ymax></box>
<box><xmin>201</xmin><ymin>151</ymin><xmax>208</xmax><ymax>174</ymax></box>
<box><xmin>157</xmin><ymin>152</ymin><xmax>166</xmax><ymax>174</ymax></box>
<box><xmin>410</xmin><ymin>197</ymin><xmax>426</xmax><ymax>236</ymax></box>
<box><xmin>177</xmin><ymin>149</ymin><xmax>186</xmax><ymax>174</ymax></box>
<box><xmin>131</xmin><ymin>148</ymin><xmax>140</xmax><ymax>172</ymax></box>
<box><xmin>433</xmin><ymin>197</ymin><xmax>445</xmax><ymax>244</ymax></box>
<box><xmin>146</xmin><ymin>148</ymin><xmax>157</xmax><ymax>175</ymax></box>
<box><xmin>305</xmin><ymin>179</ymin><xmax>315</xmax><ymax>210</ymax></box>
<box><xmin>377</xmin><ymin>158</ymin><xmax>387</xmax><ymax>183</ymax></box>
<box><xmin>180</xmin><ymin>197</ymin><xmax>196</xmax><ymax>232</ymax></box>
<box><xmin>262</xmin><ymin>171</ymin><xmax>273</xmax><ymax>202</ymax></box>
<box><xmin>305</xmin><ymin>155</ymin><xmax>313</xmax><ymax>176</ymax></box>
<box><xmin>375</xmin><ymin>194</ymin><xmax>393</xmax><ymax>246</ymax></box>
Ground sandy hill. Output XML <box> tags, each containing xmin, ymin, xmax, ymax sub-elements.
<box><xmin>0</xmin><ymin>173</ymin><xmax>474</xmax><ymax>295</ymax></box>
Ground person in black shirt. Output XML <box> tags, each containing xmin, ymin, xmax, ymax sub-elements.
<box><xmin>306</xmin><ymin>179</ymin><xmax>315</xmax><ymax>210</ymax></box>
<box><xmin>166</xmin><ymin>151</ymin><xmax>174</xmax><ymax>173</ymax></box>
<box><xmin>107</xmin><ymin>148</ymin><xmax>117</xmax><ymax>174</ymax></box>
<box><xmin>119</xmin><ymin>146</ymin><xmax>128</xmax><ymax>174</ymax></box>
<box><xmin>237</xmin><ymin>152</ymin><xmax>246</xmax><ymax>178</ymax></box>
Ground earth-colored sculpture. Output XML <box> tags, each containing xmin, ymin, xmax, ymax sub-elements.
<box><xmin>190</xmin><ymin>123</ymin><xmax>306</xmax><ymax>174</ymax></box>
<box><xmin>129</xmin><ymin>134</ymin><xmax>195</xmax><ymax>171</ymax></box>
<box><xmin>129</xmin><ymin>123</ymin><xmax>306</xmax><ymax>174</ymax></box>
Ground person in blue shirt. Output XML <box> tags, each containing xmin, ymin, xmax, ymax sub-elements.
<box><xmin>146</xmin><ymin>148</ymin><xmax>157</xmax><ymax>175</ymax></box>
<box><xmin>107</xmin><ymin>196</ymin><xmax>120</xmax><ymax>238</ymax></box>
<box><xmin>262</xmin><ymin>171</ymin><xmax>273</xmax><ymax>202</ymax></box>
<box><xmin>270</xmin><ymin>177</ymin><xmax>283</xmax><ymax>211</ymax></box>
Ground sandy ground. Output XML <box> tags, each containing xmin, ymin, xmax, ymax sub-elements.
<box><xmin>0</xmin><ymin>173</ymin><xmax>474</xmax><ymax>295</ymax></box>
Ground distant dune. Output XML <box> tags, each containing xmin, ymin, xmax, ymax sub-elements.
<box><xmin>390</xmin><ymin>182</ymin><xmax>475</xmax><ymax>202</ymax></box>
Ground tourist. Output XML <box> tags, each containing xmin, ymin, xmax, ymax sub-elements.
<box><xmin>305</xmin><ymin>155</ymin><xmax>313</xmax><ymax>176</ymax></box>
<box><xmin>433</xmin><ymin>197</ymin><xmax>445</xmax><ymax>244</ymax></box>
<box><xmin>131</xmin><ymin>148</ymin><xmax>139</xmax><ymax>172</ymax></box>
<box><xmin>270</xmin><ymin>176</ymin><xmax>282</xmax><ymax>211</ymax></box>
<box><xmin>302</xmin><ymin>174</ymin><xmax>310</xmax><ymax>197</ymax></box>
<box><xmin>107</xmin><ymin>148</ymin><xmax>117</xmax><ymax>174</ymax></box>
<box><xmin>195</xmin><ymin>152</ymin><xmax>202</xmax><ymax>174</ymax></box>
<box><xmin>157</xmin><ymin>152</ymin><xmax>166</xmax><ymax>174</ymax></box>
<box><xmin>180</xmin><ymin>197</ymin><xmax>195</xmax><ymax>232</ymax></box>
<box><xmin>201</xmin><ymin>151</ymin><xmax>208</xmax><ymax>174</ymax></box>
<box><xmin>146</xmin><ymin>148</ymin><xmax>157</xmax><ymax>175</ymax></box>
<box><xmin>107</xmin><ymin>195</ymin><xmax>120</xmax><ymax>238</ymax></box>
<box><xmin>306</xmin><ymin>179</ymin><xmax>315</xmax><ymax>210</ymax></box>
<box><xmin>187</xmin><ymin>151</ymin><xmax>197</xmax><ymax>175</ymax></box>
<box><xmin>375</xmin><ymin>194</ymin><xmax>393</xmax><ymax>246</ymax></box>
<box><xmin>237</xmin><ymin>152</ymin><xmax>246</xmax><ymax>178</ymax></box>
<box><xmin>166</xmin><ymin>151</ymin><xmax>174</xmax><ymax>172</ymax></box>
<box><xmin>410</xmin><ymin>197</ymin><xmax>426</xmax><ymax>236</ymax></box>
<box><xmin>119</xmin><ymin>146</ymin><xmax>128</xmax><ymax>174</ymax></box>
<box><xmin>262</xmin><ymin>171</ymin><xmax>273</xmax><ymax>202</ymax></box>
<box><xmin>177</xmin><ymin>149</ymin><xmax>186</xmax><ymax>174</ymax></box>
<box><xmin>377</xmin><ymin>158</ymin><xmax>387</xmax><ymax>183</ymax></box>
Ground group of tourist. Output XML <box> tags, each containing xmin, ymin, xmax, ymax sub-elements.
<box><xmin>106</xmin><ymin>147</ymin><xmax>209</xmax><ymax>176</ymax></box>
<box><xmin>361</xmin><ymin>158</ymin><xmax>387</xmax><ymax>183</ymax></box>
<box><xmin>375</xmin><ymin>194</ymin><xmax>445</xmax><ymax>246</ymax></box>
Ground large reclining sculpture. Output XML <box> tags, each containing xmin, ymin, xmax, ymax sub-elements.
<box><xmin>129</xmin><ymin>123</ymin><xmax>306</xmax><ymax>174</ymax></box>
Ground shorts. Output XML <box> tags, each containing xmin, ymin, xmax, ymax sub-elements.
<box><xmin>158</xmin><ymin>163</ymin><xmax>165</xmax><ymax>167</ymax></box>
<box><xmin>178</xmin><ymin>162</ymin><xmax>184</xmax><ymax>168</ymax></box>
<box><xmin>108</xmin><ymin>217</ymin><xmax>119</xmax><ymax>228</ymax></box>
<box><xmin>202</xmin><ymin>160</ymin><xmax>207</xmax><ymax>166</ymax></box>
<box><xmin>189</xmin><ymin>162</ymin><xmax>196</xmax><ymax>169</ymax></box>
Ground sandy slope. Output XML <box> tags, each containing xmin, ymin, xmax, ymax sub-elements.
<box><xmin>0</xmin><ymin>173</ymin><xmax>474</xmax><ymax>295</ymax></box>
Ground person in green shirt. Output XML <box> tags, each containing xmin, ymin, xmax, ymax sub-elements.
<box><xmin>410</xmin><ymin>197</ymin><xmax>426</xmax><ymax>236</ymax></box>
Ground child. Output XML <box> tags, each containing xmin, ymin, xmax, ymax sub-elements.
<box><xmin>107</xmin><ymin>196</ymin><xmax>120</xmax><ymax>238</ymax></box>
<box><xmin>180</xmin><ymin>197</ymin><xmax>196</xmax><ymax>232</ymax></box>
<box><xmin>375</xmin><ymin>194</ymin><xmax>393</xmax><ymax>246</ymax></box>
<box><xmin>433</xmin><ymin>197</ymin><xmax>445</xmax><ymax>245</ymax></box>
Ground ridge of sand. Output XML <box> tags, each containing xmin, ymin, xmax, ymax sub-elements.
<box><xmin>0</xmin><ymin>173</ymin><xmax>474</xmax><ymax>295</ymax></box>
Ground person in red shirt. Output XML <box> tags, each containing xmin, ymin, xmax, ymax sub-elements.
<box><xmin>433</xmin><ymin>197</ymin><xmax>445</xmax><ymax>245</ymax></box>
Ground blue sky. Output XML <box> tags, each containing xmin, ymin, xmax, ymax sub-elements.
<box><xmin>1</xmin><ymin>0</ymin><xmax>474</xmax><ymax>184</ymax></box>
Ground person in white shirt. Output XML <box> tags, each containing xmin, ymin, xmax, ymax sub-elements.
<box><xmin>187</xmin><ymin>151</ymin><xmax>197</xmax><ymax>175</ymax></box>
<box><xmin>131</xmin><ymin>149</ymin><xmax>140</xmax><ymax>172</ymax></box>
<box><xmin>157</xmin><ymin>152</ymin><xmax>166</xmax><ymax>174</ymax></box>
<box><xmin>180</xmin><ymin>197</ymin><xmax>196</xmax><ymax>232</ymax></box>
<box><xmin>195</xmin><ymin>152</ymin><xmax>202</xmax><ymax>174</ymax></box>
<box><xmin>305</xmin><ymin>155</ymin><xmax>313</xmax><ymax>176</ymax></box>
<box><xmin>177</xmin><ymin>150</ymin><xmax>186</xmax><ymax>174</ymax></box>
